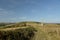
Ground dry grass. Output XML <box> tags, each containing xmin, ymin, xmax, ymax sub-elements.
<box><xmin>32</xmin><ymin>23</ymin><xmax>60</xmax><ymax>40</ymax></box>
<box><xmin>0</xmin><ymin>22</ymin><xmax>60</xmax><ymax>40</ymax></box>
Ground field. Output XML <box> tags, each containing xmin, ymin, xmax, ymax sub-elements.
<box><xmin>0</xmin><ymin>22</ymin><xmax>60</xmax><ymax>40</ymax></box>
<box><xmin>31</xmin><ymin>23</ymin><xmax>60</xmax><ymax>40</ymax></box>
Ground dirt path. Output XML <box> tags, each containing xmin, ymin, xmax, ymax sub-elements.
<box><xmin>0</xmin><ymin>27</ymin><xmax>27</xmax><ymax>31</ymax></box>
<box><xmin>32</xmin><ymin>26</ymin><xmax>48</xmax><ymax>40</ymax></box>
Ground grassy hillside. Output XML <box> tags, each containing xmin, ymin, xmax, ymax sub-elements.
<box><xmin>0</xmin><ymin>23</ymin><xmax>15</xmax><ymax>28</ymax></box>
<box><xmin>0</xmin><ymin>21</ymin><xmax>60</xmax><ymax>40</ymax></box>
<box><xmin>0</xmin><ymin>22</ymin><xmax>37</xmax><ymax>40</ymax></box>
<box><xmin>0</xmin><ymin>27</ymin><xmax>37</xmax><ymax>40</ymax></box>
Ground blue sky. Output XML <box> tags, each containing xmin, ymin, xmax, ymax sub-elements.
<box><xmin>0</xmin><ymin>0</ymin><xmax>60</xmax><ymax>23</ymax></box>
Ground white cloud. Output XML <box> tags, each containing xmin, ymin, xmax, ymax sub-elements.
<box><xmin>0</xmin><ymin>8</ymin><xmax>15</xmax><ymax>16</ymax></box>
<box><xmin>8</xmin><ymin>16</ymin><xmax>27</xmax><ymax>20</ymax></box>
<box><xmin>19</xmin><ymin>17</ymin><xmax>27</xmax><ymax>19</ymax></box>
<box><xmin>48</xmin><ymin>8</ymin><xmax>52</xmax><ymax>10</ymax></box>
<box><xmin>0</xmin><ymin>8</ymin><xmax>4</xmax><ymax>10</ymax></box>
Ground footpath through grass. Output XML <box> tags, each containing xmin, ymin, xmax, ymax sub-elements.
<box><xmin>32</xmin><ymin>26</ymin><xmax>48</xmax><ymax>40</ymax></box>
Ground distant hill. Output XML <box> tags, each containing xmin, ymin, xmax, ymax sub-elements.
<box><xmin>0</xmin><ymin>21</ymin><xmax>41</xmax><ymax>28</ymax></box>
<box><xmin>0</xmin><ymin>23</ymin><xmax>15</xmax><ymax>27</ymax></box>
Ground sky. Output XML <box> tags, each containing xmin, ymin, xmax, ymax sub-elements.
<box><xmin>0</xmin><ymin>0</ymin><xmax>60</xmax><ymax>23</ymax></box>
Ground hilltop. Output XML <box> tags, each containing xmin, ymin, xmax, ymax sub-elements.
<box><xmin>0</xmin><ymin>21</ymin><xmax>41</xmax><ymax>28</ymax></box>
<box><xmin>0</xmin><ymin>21</ymin><xmax>60</xmax><ymax>40</ymax></box>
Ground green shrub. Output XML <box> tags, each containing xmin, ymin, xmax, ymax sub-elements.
<box><xmin>0</xmin><ymin>27</ymin><xmax>37</xmax><ymax>40</ymax></box>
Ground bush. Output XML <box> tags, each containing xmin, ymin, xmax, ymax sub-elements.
<box><xmin>0</xmin><ymin>27</ymin><xmax>37</xmax><ymax>40</ymax></box>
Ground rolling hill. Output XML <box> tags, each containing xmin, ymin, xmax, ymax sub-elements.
<box><xmin>0</xmin><ymin>21</ymin><xmax>60</xmax><ymax>40</ymax></box>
